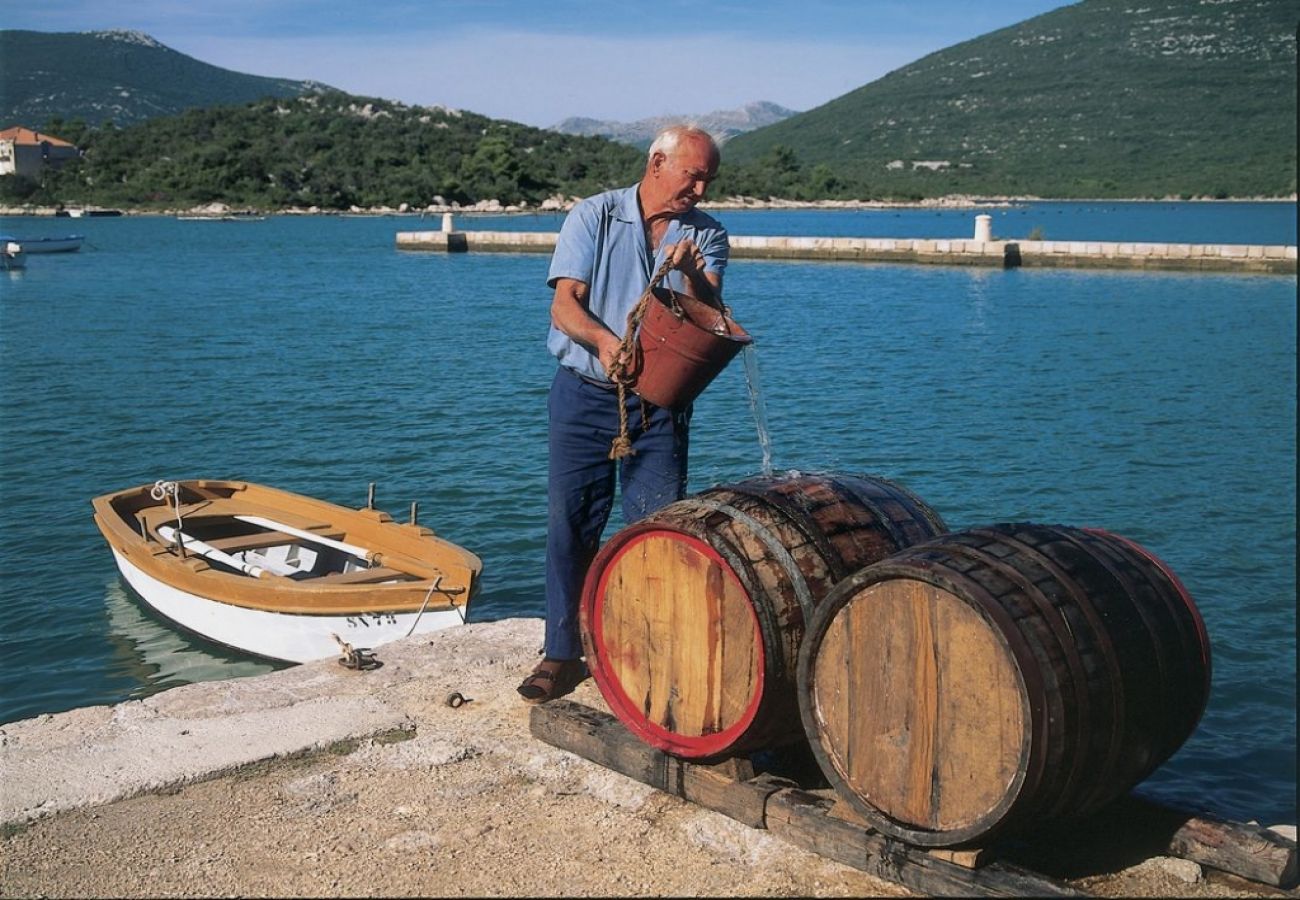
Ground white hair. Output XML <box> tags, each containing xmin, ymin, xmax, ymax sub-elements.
<box><xmin>648</xmin><ymin>124</ymin><xmax>719</xmax><ymax>162</ymax></box>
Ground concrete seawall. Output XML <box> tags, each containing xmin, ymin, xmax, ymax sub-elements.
<box><xmin>395</xmin><ymin>229</ymin><xmax>1298</xmax><ymax>275</ymax></box>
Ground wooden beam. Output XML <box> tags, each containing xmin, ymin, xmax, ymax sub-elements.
<box><xmin>766</xmin><ymin>789</ymin><xmax>1084</xmax><ymax>897</ymax></box>
<box><xmin>529</xmin><ymin>701</ymin><xmax>1085</xmax><ymax>897</ymax></box>
<box><xmin>528</xmin><ymin>700</ymin><xmax>787</xmax><ymax>827</ymax></box>
<box><xmin>1107</xmin><ymin>795</ymin><xmax>1296</xmax><ymax>889</ymax></box>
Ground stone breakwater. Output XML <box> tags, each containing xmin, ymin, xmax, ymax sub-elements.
<box><xmin>395</xmin><ymin>228</ymin><xmax>1298</xmax><ymax>275</ymax></box>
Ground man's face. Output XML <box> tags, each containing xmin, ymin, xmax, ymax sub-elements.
<box><xmin>654</xmin><ymin>138</ymin><xmax>718</xmax><ymax>213</ymax></box>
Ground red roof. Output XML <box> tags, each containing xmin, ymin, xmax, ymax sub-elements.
<box><xmin>0</xmin><ymin>127</ymin><xmax>77</xmax><ymax>148</ymax></box>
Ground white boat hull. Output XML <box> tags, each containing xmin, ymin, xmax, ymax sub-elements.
<box><xmin>110</xmin><ymin>548</ymin><xmax>464</xmax><ymax>664</ymax></box>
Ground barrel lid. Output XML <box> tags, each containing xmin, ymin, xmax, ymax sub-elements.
<box><xmin>805</xmin><ymin>576</ymin><xmax>1031</xmax><ymax>841</ymax></box>
<box><xmin>583</xmin><ymin>528</ymin><xmax>765</xmax><ymax>757</ymax></box>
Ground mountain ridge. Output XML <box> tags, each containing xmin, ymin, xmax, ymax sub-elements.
<box><xmin>721</xmin><ymin>0</ymin><xmax>1297</xmax><ymax>199</ymax></box>
<box><xmin>551</xmin><ymin>101</ymin><xmax>799</xmax><ymax>148</ymax></box>
<box><xmin>0</xmin><ymin>29</ymin><xmax>332</xmax><ymax>127</ymax></box>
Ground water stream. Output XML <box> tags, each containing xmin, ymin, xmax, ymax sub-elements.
<box><xmin>740</xmin><ymin>344</ymin><xmax>775</xmax><ymax>477</ymax></box>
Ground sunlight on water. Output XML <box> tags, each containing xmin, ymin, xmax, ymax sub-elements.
<box><xmin>740</xmin><ymin>344</ymin><xmax>775</xmax><ymax>477</ymax></box>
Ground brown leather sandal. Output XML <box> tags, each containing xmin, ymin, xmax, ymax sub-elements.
<box><xmin>516</xmin><ymin>657</ymin><xmax>588</xmax><ymax>704</ymax></box>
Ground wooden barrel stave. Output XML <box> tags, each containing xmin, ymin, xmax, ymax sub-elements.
<box><xmin>799</xmin><ymin>523</ymin><xmax>1211</xmax><ymax>847</ymax></box>
<box><xmin>581</xmin><ymin>472</ymin><xmax>948</xmax><ymax>758</ymax></box>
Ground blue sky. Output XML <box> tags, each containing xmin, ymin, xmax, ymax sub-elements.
<box><xmin>3</xmin><ymin>0</ymin><xmax>1071</xmax><ymax>127</ymax></box>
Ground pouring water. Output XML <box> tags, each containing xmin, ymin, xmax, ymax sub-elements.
<box><xmin>741</xmin><ymin>344</ymin><xmax>775</xmax><ymax>477</ymax></box>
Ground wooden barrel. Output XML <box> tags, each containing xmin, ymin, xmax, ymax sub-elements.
<box><xmin>798</xmin><ymin>523</ymin><xmax>1212</xmax><ymax>847</ymax></box>
<box><xmin>579</xmin><ymin>472</ymin><xmax>947</xmax><ymax>758</ymax></box>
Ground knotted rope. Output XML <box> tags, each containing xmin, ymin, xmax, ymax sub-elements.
<box><xmin>150</xmin><ymin>479</ymin><xmax>186</xmax><ymax>555</ymax></box>
<box><xmin>606</xmin><ymin>256</ymin><xmax>678</xmax><ymax>460</ymax></box>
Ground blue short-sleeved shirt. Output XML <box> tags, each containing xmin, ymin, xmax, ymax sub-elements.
<box><xmin>546</xmin><ymin>183</ymin><xmax>729</xmax><ymax>382</ymax></box>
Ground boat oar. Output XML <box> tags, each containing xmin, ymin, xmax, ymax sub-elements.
<box><xmin>156</xmin><ymin>524</ymin><xmax>278</xmax><ymax>578</ymax></box>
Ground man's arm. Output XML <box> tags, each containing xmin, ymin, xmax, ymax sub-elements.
<box><xmin>550</xmin><ymin>277</ymin><xmax>625</xmax><ymax>375</ymax></box>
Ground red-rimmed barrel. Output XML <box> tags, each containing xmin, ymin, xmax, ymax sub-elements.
<box><xmin>798</xmin><ymin>523</ymin><xmax>1212</xmax><ymax>848</ymax></box>
<box><xmin>579</xmin><ymin>472</ymin><xmax>947</xmax><ymax>759</ymax></box>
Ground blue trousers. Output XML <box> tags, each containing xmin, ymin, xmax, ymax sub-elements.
<box><xmin>545</xmin><ymin>367</ymin><xmax>691</xmax><ymax>660</ymax></box>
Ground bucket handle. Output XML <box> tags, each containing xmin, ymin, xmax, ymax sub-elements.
<box><xmin>655</xmin><ymin>282</ymin><xmax>734</xmax><ymax>336</ymax></box>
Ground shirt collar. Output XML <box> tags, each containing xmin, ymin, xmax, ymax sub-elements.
<box><xmin>613</xmin><ymin>183</ymin><xmax>642</xmax><ymax>224</ymax></box>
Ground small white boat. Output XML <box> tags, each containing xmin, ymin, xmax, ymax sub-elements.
<box><xmin>177</xmin><ymin>213</ymin><xmax>266</xmax><ymax>222</ymax></box>
<box><xmin>2</xmin><ymin>240</ymin><xmax>25</xmax><ymax>270</ymax></box>
<box><xmin>92</xmin><ymin>479</ymin><xmax>483</xmax><ymax>664</ymax></box>
<box><xmin>0</xmin><ymin>234</ymin><xmax>84</xmax><ymax>254</ymax></box>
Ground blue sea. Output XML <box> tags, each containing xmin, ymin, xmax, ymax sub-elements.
<box><xmin>1</xmin><ymin>202</ymin><xmax>1294</xmax><ymax>827</ymax></box>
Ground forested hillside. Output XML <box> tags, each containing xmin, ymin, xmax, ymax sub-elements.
<box><xmin>3</xmin><ymin>0</ymin><xmax>1296</xmax><ymax>208</ymax></box>
<box><xmin>12</xmin><ymin>92</ymin><xmax>643</xmax><ymax>210</ymax></box>
<box><xmin>0</xmin><ymin>30</ymin><xmax>329</xmax><ymax>128</ymax></box>
<box><xmin>724</xmin><ymin>0</ymin><xmax>1298</xmax><ymax>199</ymax></box>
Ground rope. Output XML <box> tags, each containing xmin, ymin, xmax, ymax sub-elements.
<box><xmin>404</xmin><ymin>575</ymin><xmax>469</xmax><ymax>636</ymax></box>
<box><xmin>606</xmin><ymin>256</ymin><xmax>677</xmax><ymax>460</ymax></box>
<box><xmin>150</xmin><ymin>480</ymin><xmax>185</xmax><ymax>556</ymax></box>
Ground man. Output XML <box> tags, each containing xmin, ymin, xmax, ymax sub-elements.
<box><xmin>517</xmin><ymin>125</ymin><xmax>729</xmax><ymax>703</ymax></box>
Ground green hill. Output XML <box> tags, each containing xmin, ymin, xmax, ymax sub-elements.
<box><xmin>721</xmin><ymin>0</ymin><xmax>1298</xmax><ymax>199</ymax></box>
<box><xmin>22</xmin><ymin>92</ymin><xmax>643</xmax><ymax>210</ymax></box>
<box><xmin>0</xmin><ymin>29</ymin><xmax>329</xmax><ymax>128</ymax></box>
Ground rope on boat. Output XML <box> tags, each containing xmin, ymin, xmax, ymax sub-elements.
<box><xmin>404</xmin><ymin>574</ymin><xmax>467</xmax><ymax>636</ymax></box>
<box><xmin>151</xmin><ymin>480</ymin><xmax>185</xmax><ymax>556</ymax></box>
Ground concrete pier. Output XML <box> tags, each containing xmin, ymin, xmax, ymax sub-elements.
<box><xmin>396</xmin><ymin>229</ymin><xmax>1298</xmax><ymax>275</ymax></box>
<box><xmin>2</xmin><ymin>617</ymin><xmax>1296</xmax><ymax>896</ymax></box>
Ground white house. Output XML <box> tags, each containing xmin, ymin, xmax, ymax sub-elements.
<box><xmin>0</xmin><ymin>127</ymin><xmax>81</xmax><ymax>179</ymax></box>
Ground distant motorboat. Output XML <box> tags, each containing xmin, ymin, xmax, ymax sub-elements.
<box><xmin>0</xmin><ymin>234</ymin><xmax>84</xmax><ymax>254</ymax></box>
<box><xmin>56</xmin><ymin>208</ymin><xmax>122</xmax><ymax>218</ymax></box>
<box><xmin>2</xmin><ymin>240</ymin><xmax>25</xmax><ymax>270</ymax></box>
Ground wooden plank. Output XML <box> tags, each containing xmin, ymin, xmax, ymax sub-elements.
<box><xmin>827</xmin><ymin>795</ymin><xmax>999</xmax><ymax>869</ymax></box>
<box><xmin>1113</xmin><ymin>795</ymin><xmax>1297</xmax><ymax>888</ymax></box>
<box><xmin>205</xmin><ymin>530</ymin><xmax>301</xmax><ymax>552</ymax></box>
<box><xmin>528</xmin><ymin>700</ymin><xmax>785</xmax><ymax>828</ymax></box>
<box><xmin>930</xmin><ymin>847</ymin><xmax>998</xmax><ymax>869</ymax></box>
<box><xmin>529</xmin><ymin>699</ymin><xmax>669</xmax><ymax>788</ymax></box>
<box><xmin>766</xmin><ymin>789</ymin><xmax>1086</xmax><ymax>897</ymax></box>
<box><xmin>532</xmin><ymin>700</ymin><xmax>1296</xmax><ymax>893</ymax></box>
<box><xmin>531</xmin><ymin>701</ymin><xmax>1085</xmax><ymax>896</ymax></box>
<box><xmin>313</xmin><ymin>566</ymin><xmax>407</xmax><ymax>584</ymax></box>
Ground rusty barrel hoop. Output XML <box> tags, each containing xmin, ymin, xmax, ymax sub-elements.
<box><xmin>580</xmin><ymin>471</ymin><xmax>948</xmax><ymax>759</ymax></box>
<box><xmin>798</xmin><ymin>523</ymin><xmax>1212</xmax><ymax>848</ymax></box>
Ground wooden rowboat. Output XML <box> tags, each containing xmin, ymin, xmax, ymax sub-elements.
<box><xmin>92</xmin><ymin>479</ymin><xmax>482</xmax><ymax>664</ymax></box>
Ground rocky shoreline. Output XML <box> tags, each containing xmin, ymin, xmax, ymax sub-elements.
<box><xmin>2</xmin><ymin>193</ymin><xmax>1295</xmax><ymax>220</ymax></box>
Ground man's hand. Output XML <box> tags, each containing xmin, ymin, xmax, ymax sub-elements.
<box><xmin>597</xmin><ymin>332</ymin><xmax>629</xmax><ymax>379</ymax></box>
<box><xmin>665</xmin><ymin>239</ymin><xmax>707</xmax><ymax>279</ymax></box>
<box><xmin>662</xmin><ymin>239</ymin><xmax>723</xmax><ymax>306</ymax></box>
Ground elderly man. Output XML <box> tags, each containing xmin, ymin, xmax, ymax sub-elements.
<box><xmin>518</xmin><ymin>125</ymin><xmax>729</xmax><ymax>703</ymax></box>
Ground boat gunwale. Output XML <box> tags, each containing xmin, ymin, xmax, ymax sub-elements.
<box><xmin>92</xmin><ymin>480</ymin><xmax>480</xmax><ymax>616</ymax></box>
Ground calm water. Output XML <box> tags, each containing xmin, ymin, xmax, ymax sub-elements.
<box><xmin>1</xmin><ymin>204</ymin><xmax>1294</xmax><ymax>826</ymax></box>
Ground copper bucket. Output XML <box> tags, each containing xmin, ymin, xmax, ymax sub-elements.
<box><xmin>631</xmin><ymin>288</ymin><xmax>752</xmax><ymax>409</ymax></box>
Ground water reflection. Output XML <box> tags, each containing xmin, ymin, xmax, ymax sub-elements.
<box><xmin>103</xmin><ymin>578</ymin><xmax>282</xmax><ymax>699</ymax></box>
